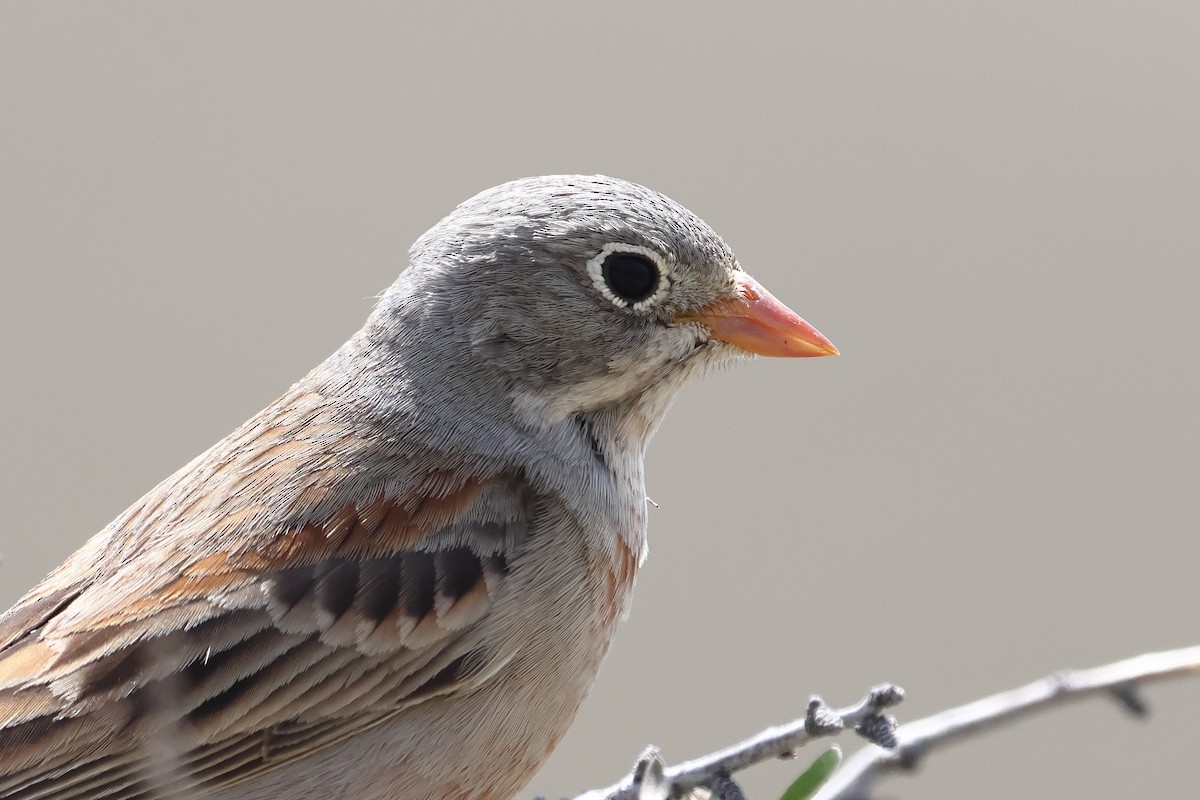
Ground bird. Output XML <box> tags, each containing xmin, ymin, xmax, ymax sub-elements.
<box><xmin>0</xmin><ymin>175</ymin><xmax>837</xmax><ymax>800</ymax></box>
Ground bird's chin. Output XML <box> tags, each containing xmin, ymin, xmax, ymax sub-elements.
<box><xmin>656</xmin><ymin>339</ymin><xmax>741</xmax><ymax>398</ymax></box>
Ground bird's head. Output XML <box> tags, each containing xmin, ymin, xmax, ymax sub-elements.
<box><xmin>365</xmin><ymin>175</ymin><xmax>836</xmax><ymax>433</ymax></box>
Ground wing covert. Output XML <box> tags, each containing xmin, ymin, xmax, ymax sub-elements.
<box><xmin>0</xmin><ymin>474</ymin><xmax>529</xmax><ymax>800</ymax></box>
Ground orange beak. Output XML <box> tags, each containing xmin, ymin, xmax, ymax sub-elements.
<box><xmin>675</xmin><ymin>273</ymin><xmax>839</xmax><ymax>358</ymax></box>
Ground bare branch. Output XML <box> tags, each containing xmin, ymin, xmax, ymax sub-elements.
<box><xmin>553</xmin><ymin>646</ymin><xmax>1200</xmax><ymax>800</ymax></box>
<box><xmin>812</xmin><ymin>645</ymin><xmax>1200</xmax><ymax>800</ymax></box>
<box><xmin>565</xmin><ymin>684</ymin><xmax>905</xmax><ymax>800</ymax></box>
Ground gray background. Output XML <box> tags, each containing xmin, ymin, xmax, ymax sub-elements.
<box><xmin>1</xmin><ymin>3</ymin><xmax>1197</xmax><ymax>798</ymax></box>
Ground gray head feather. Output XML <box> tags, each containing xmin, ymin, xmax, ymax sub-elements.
<box><xmin>369</xmin><ymin>175</ymin><xmax>741</xmax><ymax>412</ymax></box>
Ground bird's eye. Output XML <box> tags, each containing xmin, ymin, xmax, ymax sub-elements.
<box><xmin>602</xmin><ymin>253</ymin><xmax>658</xmax><ymax>303</ymax></box>
<box><xmin>587</xmin><ymin>244</ymin><xmax>670</xmax><ymax>310</ymax></box>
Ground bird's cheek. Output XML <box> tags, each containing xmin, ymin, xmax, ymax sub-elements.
<box><xmin>674</xmin><ymin>273</ymin><xmax>839</xmax><ymax>358</ymax></box>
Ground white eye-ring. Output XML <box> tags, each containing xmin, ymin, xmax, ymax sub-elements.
<box><xmin>586</xmin><ymin>243</ymin><xmax>672</xmax><ymax>311</ymax></box>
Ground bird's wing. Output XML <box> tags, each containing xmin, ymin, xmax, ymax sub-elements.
<box><xmin>0</xmin><ymin>389</ymin><xmax>532</xmax><ymax>800</ymax></box>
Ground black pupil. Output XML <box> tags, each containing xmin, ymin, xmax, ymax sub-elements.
<box><xmin>601</xmin><ymin>253</ymin><xmax>659</xmax><ymax>303</ymax></box>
